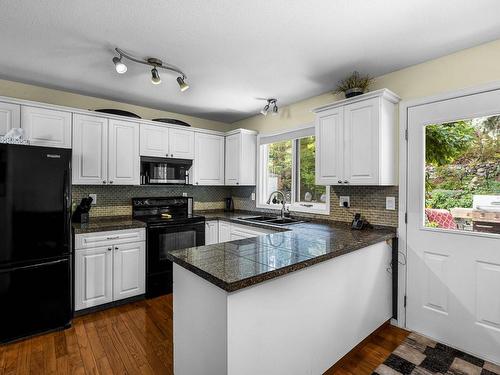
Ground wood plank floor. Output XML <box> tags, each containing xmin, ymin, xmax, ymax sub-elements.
<box><xmin>0</xmin><ymin>294</ymin><xmax>409</xmax><ymax>374</ymax></box>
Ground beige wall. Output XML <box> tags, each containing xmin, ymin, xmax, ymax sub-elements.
<box><xmin>232</xmin><ymin>38</ymin><xmax>500</xmax><ymax>133</ymax></box>
<box><xmin>0</xmin><ymin>79</ymin><xmax>232</xmax><ymax>131</ymax></box>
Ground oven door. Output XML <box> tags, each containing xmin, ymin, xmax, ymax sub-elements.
<box><xmin>147</xmin><ymin>222</ymin><xmax>205</xmax><ymax>275</ymax></box>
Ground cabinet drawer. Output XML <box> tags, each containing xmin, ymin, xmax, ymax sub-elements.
<box><xmin>75</xmin><ymin>228</ymin><xmax>145</xmax><ymax>250</ymax></box>
<box><xmin>231</xmin><ymin>223</ymin><xmax>275</xmax><ymax>237</ymax></box>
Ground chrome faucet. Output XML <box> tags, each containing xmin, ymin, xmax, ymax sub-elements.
<box><xmin>266</xmin><ymin>190</ymin><xmax>288</xmax><ymax>219</ymax></box>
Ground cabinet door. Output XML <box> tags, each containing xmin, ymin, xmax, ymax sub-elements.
<box><xmin>315</xmin><ymin>107</ymin><xmax>344</xmax><ymax>185</ymax></box>
<box><xmin>0</xmin><ymin>102</ymin><xmax>20</xmax><ymax>136</ymax></box>
<box><xmin>343</xmin><ymin>98</ymin><xmax>379</xmax><ymax>185</ymax></box>
<box><xmin>205</xmin><ymin>221</ymin><xmax>219</xmax><ymax>245</ymax></box>
<box><xmin>193</xmin><ymin>133</ymin><xmax>225</xmax><ymax>185</ymax></box>
<box><xmin>218</xmin><ymin>221</ymin><xmax>232</xmax><ymax>243</ymax></box>
<box><xmin>169</xmin><ymin>128</ymin><xmax>195</xmax><ymax>159</ymax></box>
<box><xmin>21</xmin><ymin>106</ymin><xmax>72</xmax><ymax>148</ymax></box>
<box><xmin>108</xmin><ymin>119</ymin><xmax>140</xmax><ymax>185</ymax></box>
<box><xmin>225</xmin><ymin>133</ymin><xmax>240</xmax><ymax>185</ymax></box>
<box><xmin>113</xmin><ymin>241</ymin><xmax>146</xmax><ymax>301</ymax></box>
<box><xmin>140</xmin><ymin>124</ymin><xmax>169</xmax><ymax>157</ymax></box>
<box><xmin>72</xmin><ymin>114</ymin><xmax>108</xmax><ymax>185</ymax></box>
<box><xmin>75</xmin><ymin>246</ymin><xmax>113</xmax><ymax>311</ymax></box>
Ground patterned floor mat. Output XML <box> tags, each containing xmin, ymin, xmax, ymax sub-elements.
<box><xmin>372</xmin><ymin>332</ymin><xmax>500</xmax><ymax>375</ymax></box>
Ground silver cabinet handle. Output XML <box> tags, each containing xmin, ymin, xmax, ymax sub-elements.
<box><xmin>106</xmin><ymin>236</ymin><xmax>119</xmax><ymax>240</ymax></box>
<box><xmin>107</xmin><ymin>247</ymin><xmax>112</xmax><ymax>251</ymax></box>
<box><xmin>338</xmin><ymin>180</ymin><xmax>342</xmax><ymax>184</ymax></box>
<box><xmin>103</xmin><ymin>180</ymin><xmax>107</xmax><ymax>184</ymax></box>
<box><xmin>343</xmin><ymin>180</ymin><xmax>349</xmax><ymax>184</ymax></box>
<box><xmin>114</xmin><ymin>246</ymin><xmax>119</xmax><ymax>250</ymax></box>
<box><xmin>109</xmin><ymin>180</ymin><xmax>113</xmax><ymax>184</ymax></box>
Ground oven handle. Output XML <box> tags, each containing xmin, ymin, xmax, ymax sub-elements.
<box><xmin>147</xmin><ymin>221</ymin><xmax>205</xmax><ymax>230</ymax></box>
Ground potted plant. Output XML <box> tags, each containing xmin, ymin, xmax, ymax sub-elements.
<box><xmin>334</xmin><ymin>71</ymin><xmax>374</xmax><ymax>98</ymax></box>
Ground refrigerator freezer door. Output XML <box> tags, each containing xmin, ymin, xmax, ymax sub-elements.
<box><xmin>0</xmin><ymin>144</ymin><xmax>71</xmax><ymax>265</ymax></box>
<box><xmin>0</xmin><ymin>257</ymin><xmax>72</xmax><ymax>343</ymax></box>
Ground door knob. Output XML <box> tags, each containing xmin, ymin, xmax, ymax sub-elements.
<box><xmin>343</xmin><ymin>180</ymin><xmax>349</xmax><ymax>184</ymax></box>
<box><xmin>114</xmin><ymin>246</ymin><xmax>119</xmax><ymax>250</ymax></box>
<box><xmin>338</xmin><ymin>180</ymin><xmax>342</xmax><ymax>184</ymax></box>
<box><xmin>171</xmin><ymin>154</ymin><xmax>173</xmax><ymax>157</ymax></box>
<box><xmin>103</xmin><ymin>181</ymin><xmax>107</xmax><ymax>184</ymax></box>
<box><xmin>109</xmin><ymin>180</ymin><xmax>113</xmax><ymax>184</ymax></box>
<box><xmin>107</xmin><ymin>247</ymin><xmax>112</xmax><ymax>251</ymax></box>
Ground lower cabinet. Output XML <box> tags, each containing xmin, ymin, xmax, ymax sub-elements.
<box><xmin>74</xmin><ymin>229</ymin><xmax>146</xmax><ymax>311</ymax></box>
<box><xmin>205</xmin><ymin>221</ymin><xmax>219</xmax><ymax>245</ymax></box>
<box><xmin>218</xmin><ymin>221</ymin><xmax>232</xmax><ymax>243</ymax></box>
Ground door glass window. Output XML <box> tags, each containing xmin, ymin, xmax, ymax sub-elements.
<box><xmin>424</xmin><ymin>115</ymin><xmax>499</xmax><ymax>234</ymax></box>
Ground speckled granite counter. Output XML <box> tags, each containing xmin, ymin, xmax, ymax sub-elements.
<box><xmin>72</xmin><ymin>216</ymin><xmax>146</xmax><ymax>234</ymax></box>
<box><xmin>167</xmin><ymin>211</ymin><xmax>396</xmax><ymax>292</ymax></box>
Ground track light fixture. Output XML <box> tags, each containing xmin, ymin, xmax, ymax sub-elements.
<box><xmin>261</xmin><ymin>99</ymin><xmax>278</xmax><ymax>116</ymax></box>
<box><xmin>111</xmin><ymin>48</ymin><xmax>189</xmax><ymax>91</ymax></box>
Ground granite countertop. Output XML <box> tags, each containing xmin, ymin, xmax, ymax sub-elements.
<box><xmin>167</xmin><ymin>211</ymin><xmax>396</xmax><ymax>292</ymax></box>
<box><xmin>72</xmin><ymin>216</ymin><xmax>146</xmax><ymax>234</ymax></box>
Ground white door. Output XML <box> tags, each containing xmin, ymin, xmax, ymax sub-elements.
<box><xmin>343</xmin><ymin>98</ymin><xmax>379</xmax><ymax>185</ymax></box>
<box><xmin>205</xmin><ymin>221</ymin><xmax>219</xmax><ymax>245</ymax></box>
<box><xmin>169</xmin><ymin>128</ymin><xmax>195</xmax><ymax>159</ymax></box>
<box><xmin>108</xmin><ymin>119</ymin><xmax>140</xmax><ymax>185</ymax></box>
<box><xmin>0</xmin><ymin>102</ymin><xmax>20</xmax><ymax>136</ymax></box>
<box><xmin>72</xmin><ymin>114</ymin><xmax>108</xmax><ymax>185</ymax></box>
<box><xmin>140</xmin><ymin>123</ymin><xmax>169</xmax><ymax>157</ymax></box>
<box><xmin>75</xmin><ymin>246</ymin><xmax>113</xmax><ymax>311</ymax></box>
<box><xmin>315</xmin><ymin>107</ymin><xmax>344</xmax><ymax>185</ymax></box>
<box><xmin>218</xmin><ymin>221</ymin><xmax>232</xmax><ymax>243</ymax></box>
<box><xmin>21</xmin><ymin>106</ymin><xmax>72</xmax><ymax>148</ymax></box>
<box><xmin>193</xmin><ymin>133</ymin><xmax>225</xmax><ymax>185</ymax></box>
<box><xmin>113</xmin><ymin>241</ymin><xmax>146</xmax><ymax>301</ymax></box>
<box><xmin>406</xmin><ymin>89</ymin><xmax>500</xmax><ymax>364</ymax></box>
<box><xmin>225</xmin><ymin>133</ymin><xmax>240</xmax><ymax>185</ymax></box>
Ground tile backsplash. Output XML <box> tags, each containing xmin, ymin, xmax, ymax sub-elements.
<box><xmin>73</xmin><ymin>184</ymin><xmax>398</xmax><ymax>227</ymax></box>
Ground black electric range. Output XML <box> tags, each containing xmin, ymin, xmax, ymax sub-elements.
<box><xmin>132</xmin><ymin>197</ymin><xmax>205</xmax><ymax>297</ymax></box>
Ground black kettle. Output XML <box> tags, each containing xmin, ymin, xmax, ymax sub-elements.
<box><xmin>224</xmin><ymin>197</ymin><xmax>234</xmax><ymax>212</ymax></box>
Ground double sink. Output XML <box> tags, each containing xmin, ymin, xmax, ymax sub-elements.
<box><xmin>239</xmin><ymin>216</ymin><xmax>303</xmax><ymax>226</ymax></box>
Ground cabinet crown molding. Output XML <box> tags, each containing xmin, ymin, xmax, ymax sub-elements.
<box><xmin>312</xmin><ymin>88</ymin><xmax>401</xmax><ymax>114</ymax></box>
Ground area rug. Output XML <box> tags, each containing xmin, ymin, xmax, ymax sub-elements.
<box><xmin>372</xmin><ymin>332</ymin><xmax>500</xmax><ymax>375</ymax></box>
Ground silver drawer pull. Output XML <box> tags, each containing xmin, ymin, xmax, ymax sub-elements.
<box><xmin>106</xmin><ymin>236</ymin><xmax>120</xmax><ymax>240</ymax></box>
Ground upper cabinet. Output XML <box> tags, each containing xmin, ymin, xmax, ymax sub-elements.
<box><xmin>140</xmin><ymin>124</ymin><xmax>194</xmax><ymax>159</ymax></box>
<box><xmin>224</xmin><ymin>129</ymin><xmax>257</xmax><ymax>186</ymax></box>
<box><xmin>21</xmin><ymin>106</ymin><xmax>72</xmax><ymax>148</ymax></box>
<box><xmin>193</xmin><ymin>132</ymin><xmax>225</xmax><ymax>185</ymax></box>
<box><xmin>314</xmin><ymin>89</ymin><xmax>400</xmax><ymax>186</ymax></box>
<box><xmin>73</xmin><ymin>115</ymin><xmax>140</xmax><ymax>185</ymax></box>
<box><xmin>0</xmin><ymin>102</ymin><xmax>20</xmax><ymax>136</ymax></box>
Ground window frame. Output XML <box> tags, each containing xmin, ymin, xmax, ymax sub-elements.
<box><xmin>256</xmin><ymin>126</ymin><xmax>330</xmax><ymax>215</ymax></box>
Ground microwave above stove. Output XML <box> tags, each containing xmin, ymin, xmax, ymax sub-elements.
<box><xmin>140</xmin><ymin>156</ymin><xmax>192</xmax><ymax>185</ymax></box>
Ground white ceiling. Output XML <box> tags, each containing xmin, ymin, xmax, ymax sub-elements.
<box><xmin>1</xmin><ymin>0</ymin><xmax>500</xmax><ymax>123</ymax></box>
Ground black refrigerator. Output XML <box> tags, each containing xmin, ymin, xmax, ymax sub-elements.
<box><xmin>0</xmin><ymin>144</ymin><xmax>72</xmax><ymax>343</ymax></box>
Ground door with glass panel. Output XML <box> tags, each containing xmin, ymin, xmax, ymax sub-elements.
<box><xmin>406</xmin><ymin>89</ymin><xmax>500</xmax><ymax>364</ymax></box>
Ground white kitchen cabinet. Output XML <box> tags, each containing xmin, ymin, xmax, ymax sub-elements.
<box><xmin>224</xmin><ymin>129</ymin><xmax>257</xmax><ymax>186</ymax></box>
<box><xmin>169</xmin><ymin>128</ymin><xmax>194</xmax><ymax>159</ymax></box>
<box><xmin>140</xmin><ymin>124</ymin><xmax>194</xmax><ymax>159</ymax></box>
<box><xmin>193</xmin><ymin>132</ymin><xmax>225</xmax><ymax>185</ymax></box>
<box><xmin>72</xmin><ymin>114</ymin><xmax>108</xmax><ymax>185</ymax></box>
<box><xmin>75</xmin><ymin>245</ymin><xmax>113</xmax><ymax>311</ymax></box>
<box><xmin>0</xmin><ymin>101</ymin><xmax>20</xmax><ymax>136</ymax></box>
<box><xmin>75</xmin><ymin>228</ymin><xmax>146</xmax><ymax>311</ymax></box>
<box><xmin>314</xmin><ymin>89</ymin><xmax>400</xmax><ymax>186</ymax></box>
<box><xmin>108</xmin><ymin>119</ymin><xmax>140</xmax><ymax>185</ymax></box>
<box><xmin>113</xmin><ymin>241</ymin><xmax>146</xmax><ymax>301</ymax></box>
<box><xmin>205</xmin><ymin>221</ymin><xmax>219</xmax><ymax>245</ymax></box>
<box><xmin>140</xmin><ymin>123</ymin><xmax>169</xmax><ymax>158</ymax></box>
<box><xmin>21</xmin><ymin>106</ymin><xmax>72</xmax><ymax>148</ymax></box>
<box><xmin>218</xmin><ymin>221</ymin><xmax>232</xmax><ymax>243</ymax></box>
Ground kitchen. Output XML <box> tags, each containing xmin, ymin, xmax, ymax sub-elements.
<box><xmin>1</xmin><ymin>1</ymin><xmax>500</xmax><ymax>374</ymax></box>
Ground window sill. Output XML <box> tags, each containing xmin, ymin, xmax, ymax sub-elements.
<box><xmin>256</xmin><ymin>203</ymin><xmax>330</xmax><ymax>216</ymax></box>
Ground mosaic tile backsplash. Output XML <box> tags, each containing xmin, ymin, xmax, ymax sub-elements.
<box><xmin>73</xmin><ymin>184</ymin><xmax>398</xmax><ymax>227</ymax></box>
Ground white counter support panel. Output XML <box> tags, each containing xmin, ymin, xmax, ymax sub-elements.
<box><xmin>173</xmin><ymin>240</ymin><xmax>392</xmax><ymax>375</ymax></box>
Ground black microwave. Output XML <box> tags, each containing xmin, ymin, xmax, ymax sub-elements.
<box><xmin>140</xmin><ymin>156</ymin><xmax>192</xmax><ymax>185</ymax></box>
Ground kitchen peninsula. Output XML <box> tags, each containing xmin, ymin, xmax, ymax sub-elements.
<box><xmin>167</xmin><ymin>214</ymin><xmax>396</xmax><ymax>375</ymax></box>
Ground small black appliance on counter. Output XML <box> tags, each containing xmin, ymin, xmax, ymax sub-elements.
<box><xmin>72</xmin><ymin>196</ymin><xmax>93</xmax><ymax>223</ymax></box>
<box><xmin>224</xmin><ymin>197</ymin><xmax>234</xmax><ymax>212</ymax></box>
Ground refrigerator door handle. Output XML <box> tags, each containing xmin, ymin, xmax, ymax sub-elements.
<box><xmin>0</xmin><ymin>258</ymin><xmax>68</xmax><ymax>273</ymax></box>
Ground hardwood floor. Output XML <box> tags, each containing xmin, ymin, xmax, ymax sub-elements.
<box><xmin>0</xmin><ymin>294</ymin><xmax>409</xmax><ymax>374</ymax></box>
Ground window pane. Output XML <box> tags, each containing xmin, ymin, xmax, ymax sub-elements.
<box><xmin>424</xmin><ymin>115</ymin><xmax>500</xmax><ymax>234</ymax></box>
<box><xmin>297</xmin><ymin>136</ymin><xmax>327</xmax><ymax>204</ymax></box>
<box><xmin>267</xmin><ymin>140</ymin><xmax>292</xmax><ymax>203</ymax></box>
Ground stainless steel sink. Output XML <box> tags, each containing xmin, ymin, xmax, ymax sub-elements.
<box><xmin>239</xmin><ymin>216</ymin><xmax>303</xmax><ymax>225</ymax></box>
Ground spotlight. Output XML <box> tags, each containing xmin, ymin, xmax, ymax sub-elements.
<box><xmin>177</xmin><ymin>76</ymin><xmax>189</xmax><ymax>91</ymax></box>
<box><xmin>272</xmin><ymin>101</ymin><xmax>279</xmax><ymax>115</ymax></box>
<box><xmin>112</xmin><ymin>56</ymin><xmax>127</xmax><ymax>74</ymax></box>
<box><xmin>260</xmin><ymin>104</ymin><xmax>270</xmax><ymax>116</ymax></box>
<box><xmin>151</xmin><ymin>68</ymin><xmax>161</xmax><ymax>85</ymax></box>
